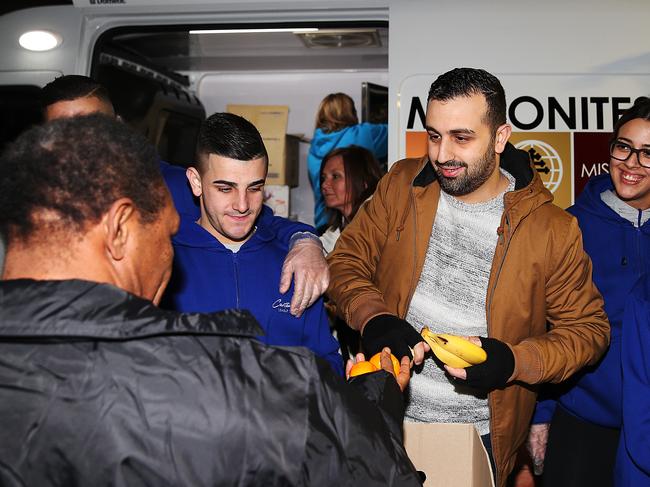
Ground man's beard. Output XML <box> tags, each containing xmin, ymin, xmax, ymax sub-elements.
<box><xmin>433</xmin><ymin>143</ymin><xmax>497</xmax><ymax>197</ymax></box>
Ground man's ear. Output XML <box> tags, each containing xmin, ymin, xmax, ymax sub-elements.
<box><xmin>104</xmin><ymin>198</ymin><xmax>136</xmax><ymax>261</ymax></box>
<box><xmin>186</xmin><ymin>167</ymin><xmax>203</xmax><ymax>198</ymax></box>
<box><xmin>494</xmin><ymin>123</ymin><xmax>512</xmax><ymax>154</ymax></box>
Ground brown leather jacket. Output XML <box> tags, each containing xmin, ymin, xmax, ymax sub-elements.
<box><xmin>328</xmin><ymin>143</ymin><xmax>610</xmax><ymax>486</ymax></box>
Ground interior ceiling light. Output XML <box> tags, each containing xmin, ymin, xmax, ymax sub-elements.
<box><xmin>19</xmin><ymin>30</ymin><xmax>62</xmax><ymax>51</ymax></box>
<box><xmin>295</xmin><ymin>29</ymin><xmax>381</xmax><ymax>49</ymax></box>
<box><xmin>189</xmin><ymin>28</ymin><xmax>319</xmax><ymax>35</ymax></box>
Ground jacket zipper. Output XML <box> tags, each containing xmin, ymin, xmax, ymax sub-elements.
<box><xmin>486</xmin><ymin>212</ymin><xmax>512</xmax><ymax>487</ymax></box>
<box><xmin>404</xmin><ymin>188</ymin><xmax>419</xmax><ymax>316</ymax></box>
<box><xmin>232</xmin><ymin>252</ymin><xmax>240</xmax><ymax>309</ymax></box>
<box><xmin>487</xmin><ymin>214</ymin><xmax>511</xmax><ymax>338</ymax></box>
<box><xmin>400</xmin><ymin>171</ymin><xmax>421</xmax><ymax>317</ymax></box>
<box><xmin>396</xmin><ymin>162</ymin><xmax>426</xmax><ymax>242</ymax></box>
<box><xmin>637</xmin><ymin>209</ymin><xmax>642</xmax><ymax>279</ymax></box>
<box><xmin>396</xmin><ymin>199</ymin><xmax>410</xmax><ymax>242</ymax></box>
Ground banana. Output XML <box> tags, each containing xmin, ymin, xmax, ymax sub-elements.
<box><xmin>427</xmin><ymin>338</ymin><xmax>473</xmax><ymax>368</ymax></box>
<box><xmin>420</xmin><ymin>327</ymin><xmax>487</xmax><ymax>368</ymax></box>
<box><xmin>435</xmin><ymin>333</ymin><xmax>487</xmax><ymax>365</ymax></box>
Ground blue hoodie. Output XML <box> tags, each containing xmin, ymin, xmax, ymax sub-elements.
<box><xmin>534</xmin><ymin>174</ymin><xmax>650</xmax><ymax>427</ymax></box>
<box><xmin>615</xmin><ymin>275</ymin><xmax>650</xmax><ymax>486</ymax></box>
<box><xmin>163</xmin><ymin>206</ymin><xmax>344</xmax><ymax>376</ymax></box>
<box><xmin>308</xmin><ymin>123</ymin><xmax>387</xmax><ymax>230</ymax></box>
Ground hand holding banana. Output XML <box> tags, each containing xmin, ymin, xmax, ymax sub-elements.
<box><xmin>420</xmin><ymin>327</ymin><xmax>515</xmax><ymax>390</ymax></box>
<box><xmin>420</xmin><ymin>327</ymin><xmax>487</xmax><ymax>367</ymax></box>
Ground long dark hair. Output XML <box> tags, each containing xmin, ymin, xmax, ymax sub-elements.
<box><xmin>320</xmin><ymin>145</ymin><xmax>384</xmax><ymax>230</ymax></box>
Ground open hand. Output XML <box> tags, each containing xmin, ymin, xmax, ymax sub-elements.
<box><xmin>279</xmin><ymin>238</ymin><xmax>329</xmax><ymax>317</ymax></box>
<box><xmin>346</xmin><ymin>348</ymin><xmax>412</xmax><ymax>392</ymax></box>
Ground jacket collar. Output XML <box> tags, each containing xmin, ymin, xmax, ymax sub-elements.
<box><xmin>412</xmin><ymin>142</ymin><xmax>534</xmax><ymax>190</ymax></box>
<box><xmin>410</xmin><ymin>142</ymin><xmax>551</xmax><ymax>230</ymax></box>
<box><xmin>572</xmin><ymin>174</ymin><xmax>650</xmax><ymax>228</ymax></box>
<box><xmin>0</xmin><ymin>279</ymin><xmax>263</xmax><ymax>339</ymax></box>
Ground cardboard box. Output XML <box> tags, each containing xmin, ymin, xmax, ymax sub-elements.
<box><xmin>403</xmin><ymin>423</ymin><xmax>495</xmax><ymax>487</ymax></box>
<box><xmin>264</xmin><ymin>184</ymin><xmax>290</xmax><ymax>218</ymax></box>
<box><xmin>265</xmin><ymin>134</ymin><xmax>300</xmax><ymax>187</ymax></box>
<box><xmin>227</xmin><ymin>104</ymin><xmax>300</xmax><ymax>187</ymax></box>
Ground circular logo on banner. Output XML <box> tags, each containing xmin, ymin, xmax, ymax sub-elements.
<box><xmin>514</xmin><ymin>140</ymin><xmax>563</xmax><ymax>193</ymax></box>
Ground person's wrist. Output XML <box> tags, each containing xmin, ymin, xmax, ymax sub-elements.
<box><xmin>505</xmin><ymin>343</ymin><xmax>516</xmax><ymax>382</ymax></box>
<box><xmin>362</xmin><ymin>314</ymin><xmax>420</xmax><ymax>360</ymax></box>
<box><xmin>363</xmin><ymin>314</ymin><xmax>393</xmax><ymax>336</ymax></box>
<box><xmin>289</xmin><ymin>231</ymin><xmax>322</xmax><ymax>249</ymax></box>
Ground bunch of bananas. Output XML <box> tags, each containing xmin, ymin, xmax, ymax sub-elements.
<box><xmin>420</xmin><ymin>327</ymin><xmax>487</xmax><ymax>368</ymax></box>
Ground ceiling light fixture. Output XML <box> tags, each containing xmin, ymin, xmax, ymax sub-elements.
<box><xmin>296</xmin><ymin>29</ymin><xmax>382</xmax><ymax>49</ymax></box>
<box><xmin>189</xmin><ymin>28</ymin><xmax>319</xmax><ymax>35</ymax></box>
<box><xmin>19</xmin><ymin>30</ymin><xmax>62</xmax><ymax>51</ymax></box>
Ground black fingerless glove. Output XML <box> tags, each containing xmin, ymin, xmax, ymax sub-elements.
<box><xmin>361</xmin><ymin>314</ymin><xmax>423</xmax><ymax>360</ymax></box>
<box><xmin>463</xmin><ymin>337</ymin><xmax>515</xmax><ymax>391</ymax></box>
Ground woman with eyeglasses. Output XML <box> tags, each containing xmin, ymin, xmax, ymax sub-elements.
<box><xmin>528</xmin><ymin>97</ymin><xmax>650</xmax><ymax>487</ymax></box>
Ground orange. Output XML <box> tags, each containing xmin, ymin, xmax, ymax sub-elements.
<box><xmin>369</xmin><ymin>352</ymin><xmax>401</xmax><ymax>377</ymax></box>
<box><xmin>348</xmin><ymin>361</ymin><xmax>379</xmax><ymax>377</ymax></box>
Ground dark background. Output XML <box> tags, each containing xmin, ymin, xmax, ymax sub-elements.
<box><xmin>1</xmin><ymin>1</ymin><xmax>72</xmax><ymax>16</ymax></box>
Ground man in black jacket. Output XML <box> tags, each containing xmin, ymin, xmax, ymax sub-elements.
<box><xmin>0</xmin><ymin>114</ymin><xmax>420</xmax><ymax>486</ymax></box>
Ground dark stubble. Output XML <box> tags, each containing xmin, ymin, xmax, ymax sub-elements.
<box><xmin>433</xmin><ymin>137</ymin><xmax>497</xmax><ymax>197</ymax></box>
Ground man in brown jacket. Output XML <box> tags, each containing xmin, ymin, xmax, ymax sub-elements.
<box><xmin>328</xmin><ymin>67</ymin><xmax>610</xmax><ymax>486</ymax></box>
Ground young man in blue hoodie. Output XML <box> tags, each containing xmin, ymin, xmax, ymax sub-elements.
<box><xmin>163</xmin><ymin>112</ymin><xmax>343</xmax><ymax>375</ymax></box>
<box><xmin>39</xmin><ymin>75</ymin><xmax>330</xmax><ymax>319</ymax></box>
<box><xmin>529</xmin><ymin>97</ymin><xmax>650</xmax><ymax>486</ymax></box>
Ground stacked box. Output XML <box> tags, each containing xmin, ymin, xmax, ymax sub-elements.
<box><xmin>227</xmin><ymin>104</ymin><xmax>299</xmax><ymax>187</ymax></box>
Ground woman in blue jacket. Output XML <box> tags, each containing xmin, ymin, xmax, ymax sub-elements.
<box><xmin>308</xmin><ymin>93</ymin><xmax>387</xmax><ymax>233</ymax></box>
<box><xmin>530</xmin><ymin>97</ymin><xmax>650</xmax><ymax>486</ymax></box>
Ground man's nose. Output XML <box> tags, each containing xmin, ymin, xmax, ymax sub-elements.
<box><xmin>233</xmin><ymin>191</ymin><xmax>250</xmax><ymax>213</ymax></box>
<box><xmin>437</xmin><ymin>138</ymin><xmax>454</xmax><ymax>163</ymax></box>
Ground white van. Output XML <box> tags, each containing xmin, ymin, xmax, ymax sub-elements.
<box><xmin>0</xmin><ymin>0</ymin><xmax>649</xmax><ymax>221</ymax></box>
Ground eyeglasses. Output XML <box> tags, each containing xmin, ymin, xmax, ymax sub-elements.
<box><xmin>610</xmin><ymin>140</ymin><xmax>650</xmax><ymax>168</ymax></box>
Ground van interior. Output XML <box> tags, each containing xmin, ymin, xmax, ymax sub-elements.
<box><xmin>0</xmin><ymin>20</ymin><xmax>382</xmax><ymax>226</ymax></box>
<box><xmin>0</xmin><ymin>11</ymin><xmax>388</xmax><ymax>225</ymax></box>
<box><xmin>95</xmin><ymin>22</ymin><xmax>387</xmax><ymax>224</ymax></box>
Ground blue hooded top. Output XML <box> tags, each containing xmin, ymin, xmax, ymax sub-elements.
<box><xmin>615</xmin><ymin>274</ymin><xmax>650</xmax><ymax>486</ymax></box>
<box><xmin>307</xmin><ymin>123</ymin><xmax>387</xmax><ymax>231</ymax></box>
<box><xmin>162</xmin><ymin>205</ymin><xmax>344</xmax><ymax>376</ymax></box>
<box><xmin>534</xmin><ymin>174</ymin><xmax>650</xmax><ymax>427</ymax></box>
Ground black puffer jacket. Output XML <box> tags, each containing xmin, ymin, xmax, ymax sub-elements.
<box><xmin>0</xmin><ymin>279</ymin><xmax>420</xmax><ymax>486</ymax></box>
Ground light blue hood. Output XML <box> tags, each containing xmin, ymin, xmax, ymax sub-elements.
<box><xmin>307</xmin><ymin>122</ymin><xmax>387</xmax><ymax>230</ymax></box>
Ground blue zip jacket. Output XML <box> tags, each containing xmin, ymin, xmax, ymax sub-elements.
<box><xmin>163</xmin><ymin>206</ymin><xmax>344</xmax><ymax>376</ymax></box>
<box><xmin>534</xmin><ymin>174</ymin><xmax>650</xmax><ymax>426</ymax></box>
<box><xmin>308</xmin><ymin>123</ymin><xmax>387</xmax><ymax>230</ymax></box>
<box><xmin>615</xmin><ymin>274</ymin><xmax>650</xmax><ymax>486</ymax></box>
